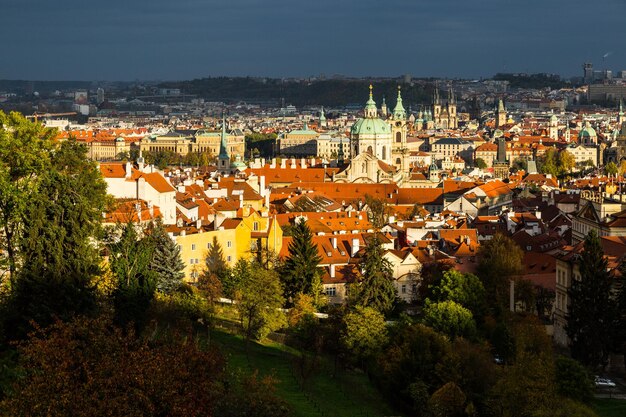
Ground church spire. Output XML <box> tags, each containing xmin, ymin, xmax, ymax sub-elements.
<box><xmin>218</xmin><ymin>112</ymin><xmax>230</xmax><ymax>171</ymax></box>
<box><xmin>364</xmin><ymin>84</ymin><xmax>378</xmax><ymax>118</ymax></box>
<box><xmin>393</xmin><ymin>86</ymin><xmax>406</xmax><ymax>120</ymax></box>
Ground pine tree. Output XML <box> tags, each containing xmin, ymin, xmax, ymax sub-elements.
<box><xmin>281</xmin><ymin>220</ymin><xmax>322</xmax><ymax>303</ymax></box>
<box><xmin>567</xmin><ymin>231</ymin><xmax>618</xmax><ymax>368</ymax></box>
<box><xmin>148</xmin><ymin>219</ymin><xmax>185</xmax><ymax>294</ymax></box>
<box><xmin>350</xmin><ymin>235</ymin><xmax>396</xmax><ymax>315</ymax></box>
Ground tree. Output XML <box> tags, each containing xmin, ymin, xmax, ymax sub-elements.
<box><xmin>0</xmin><ymin>316</ymin><xmax>290</xmax><ymax>417</ymax></box>
<box><xmin>340</xmin><ymin>306</ymin><xmax>388</xmax><ymax>366</ymax></box>
<box><xmin>555</xmin><ymin>356</ymin><xmax>594</xmax><ymax>404</ymax></box>
<box><xmin>350</xmin><ymin>236</ymin><xmax>397</xmax><ymax>315</ymax></box>
<box><xmin>428</xmin><ymin>382</ymin><xmax>466</xmax><ymax>417</ymax></box>
<box><xmin>198</xmin><ymin>236</ymin><xmax>229</xmax><ymax>302</ymax></box>
<box><xmin>559</xmin><ymin>150</ymin><xmax>576</xmax><ymax>174</ymax></box>
<box><xmin>567</xmin><ymin>230</ymin><xmax>618</xmax><ymax>368</ymax></box>
<box><xmin>0</xmin><ymin>111</ymin><xmax>55</xmax><ymax>281</ymax></box>
<box><xmin>539</xmin><ymin>148</ymin><xmax>560</xmax><ymax>177</ymax></box>
<box><xmin>477</xmin><ymin>233</ymin><xmax>523</xmax><ymax>312</ymax></box>
<box><xmin>474</xmin><ymin>158</ymin><xmax>487</xmax><ymax>169</ymax></box>
<box><xmin>364</xmin><ymin>194</ymin><xmax>390</xmax><ymax>229</ymax></box>
<box><xmin>147</xmin><ymin>219</ymin><xmax>185</xmax><ymax>294</ymax></box>
<box><xmin>235</xmin><ymin>262</ymin><xmax>285</xmax><ymax>342</ymax></box>
<box><xmin>605</xmin><ymin>161</ymin><xmax>618</xmax><ymax>177</ymax></box>
<box><xmin>423</xmin><ymin>301</ymin><xmax>476</xmax><ymax>340</ymax></box>
<box><xmin>280</xmin><ymin>220</ymin><xmax>322</xmax><ymax>304</ymax></box>
<box><xmin>511</xmin><ymin>157</ymin><xmax>527</xmax><ymax>172</ymax></box>
<box><xmin>108</xmin><ymin>223</ymin><xmax>157</xmax><ymax>330</ymax></box>
<box><xmin>428</xmin><ymin>269</ymin><xmax>486</xmax><ymax>318</ymax></box>
<box><xmin>2</xmin><ymin>138</ymin><xmax>108</xmax><ymax>342</ymax></box>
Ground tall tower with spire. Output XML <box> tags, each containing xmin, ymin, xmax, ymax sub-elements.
<box><xmin>218</xmin><ymin>113</ymin><xmax>230</xmax><ymax>172</ymax></box>
<box><xmin>618</xmin><ymin>99</ymin><xmax>624</xmax><ymax>125</ymax></box>
<box><xmin>380</xmin><ymin>97</ymin><xmax>388</xmax><ymax>118</ymax></box>
<box><xmin>432</xmin><ymin>84</ymin><xmax>442</xmax><ymax>125</ymax></box>
<box><xmin>495</xmin><ymin>99</ymin><xmax>507</xmax><ymax>128</ymax></box>
<box><xmin>549</xmin><ymin>113</ymin><xmax>559</xmax><ymax>140</ymax></box>
<box><xmin>319</xmin><ymin>106</ymin><xmax>327</xmax><ymax>128</ymax></box>
<box><xmin>391</xmin><ymin>86</ymin><xmax>409</xmax><ymax>172</ymax></box>
<box><xmin>446</xmin><ymin>88</ymin><xmax>458</xmax><ymax>129</ymax></box>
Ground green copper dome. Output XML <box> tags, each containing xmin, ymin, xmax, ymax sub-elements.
<box><xmin>579</xmin><ymin>121</ymin><xmax>597</xmax><ymax>138</ymax></box>
<box><xmin>350</xmin><ymin>117</ymin><xmax>390</xmax><ymax>136</ymax></box>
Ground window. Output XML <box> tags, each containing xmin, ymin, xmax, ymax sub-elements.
<box><xmin>253</xmin><ymin>222</ymin><xmax>259</xmax><ymax>231</ymax></box>
<box><xmin>207</xmin><ymin>242</ymin><xmax>212</xmax><ymax>249</ymax></box>
<box><xmin>191</xmin><ymin>244</ymin><xmax>196</xmax><ymax>251</ymax></box>
<box><xmin>326</xmin><ymin>287</ymin><xmax>336</xmax><ymax>297</ymax></box>
<box><xmin>401</xmin><ymin>284</ymin><xmax>407</xmax><ymax>294</ymax></box>
<box><xmin>227</xmin><ymin>241</ymin><xmax>232</xmax><ymax>248</ymax></box>
<box><xmin>227</xmin><ymin>255</ymin><xmax>232</xmax><ymax>262</ymax></box>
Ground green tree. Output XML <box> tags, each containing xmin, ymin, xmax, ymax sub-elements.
<box><xmin>567</xmin><ymin>230</ymin><xmax>618</xmax><ymax>368</ymax></box>
<box><xmin>280</xmin><ymin>221</ymin><xmax>322</xmax><ymax>304</ymax></box>
<box><xmin>429</xmin><ymin>269</ymin><xmax>486</xmax><ymax>317</ymax></box>
<box><xmin>147</xmin><ymin>219</ymin><xmax>185</xmax><ymax>294</ymax></box>
<box><xmin>477</xmin><ymin>233</ymin><xmax>523</xmax><ymax>312</ymax></box>
<box><xmin>559</xmin><ymin>150</ymin><xmax>576</xmax><ymax>174</ymax></box>
<box><xmin>539</xmin><ymin>148</ymin><xmax>559</xmax><ymax>177</ymax></box>
<box><xmin>350</xmin><ymin>236</ymin><xmax>397</xmax><ymax>315</ymax></box>
<box><xmin>428</xmin><ymin>382</ymin><xmax>466</xmax><ymax>417</ymax></box>
<box><xmin>235</xmin><ymin>262</ymin><xmax>285</xmax><ymax>342</ymax></box>
<box><xmin>340</xmin><ymin>306</ymin><xmax>388</xmax><ymax>366</ymax></box>
<box><xmin>108</xmin><ymin>223</ymin><xmax>157</xmax><ymax>330</ymax></box>
<box><xmin>423</xmin><ymin>301</ymin><xmax>476</xmax><ymax>340</ymax></box>
<box><xmin>555</xmin><ymin>356</ymin><xmax>594</xmax><ymax>404</ymax></box>
<box><xmin>0</xmin><ymin>111</ymin><xmax>55</xmax><ymax>281</ymax></box>
<box><xmin>198</xmin><ymin>236</ymin><xmax>229</xmax><ymax>301</ymax></box>
<box><xmin>364</xmin><ymin>194</ymin><xmax>390</xmax><ymax>229</ymax></box>
<box><xmin>605</xmin><ymin>161</ymin><xmax>618</xmax><ymax>177</ymax></box>
<box><xmin>474</xmin><ymin>158</ymin><xmax>487</xmax><ymax>169</ymax></box>
<box><xmin>511</xmin><ymin>157</ymin><xmax>528</xmax><ymax>172</ymax></box>
<box><xmin>2</xmin><ymin>138</ymin><xmax>108</xmax><ymax>342</ymax></box>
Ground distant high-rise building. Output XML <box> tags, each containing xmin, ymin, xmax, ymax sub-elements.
<box><xmin>96</xmin><ymin>88</ymin><xmax>105</xmax><ymax>105</ymax></box>
<box><xmin>583</xmin><ymin>62</ymin><xmax>593</xmax><ymax>84</ymax></box>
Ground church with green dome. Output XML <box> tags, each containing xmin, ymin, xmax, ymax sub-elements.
<box><xmin>350</xmin><ymin>85</ymin><xmax>409</xmax><ymax>172</ymax></box>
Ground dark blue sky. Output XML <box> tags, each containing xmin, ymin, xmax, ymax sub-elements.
<box><xmin>2</xmin><ymin>0</ymin><xmax>625</xmax><ymax>81</ymax></box>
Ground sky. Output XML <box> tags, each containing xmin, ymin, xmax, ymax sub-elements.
<box><xmin>2</xmin><ymin>0</ymin><xmax>626</xmax><ymax>81</ymax></box>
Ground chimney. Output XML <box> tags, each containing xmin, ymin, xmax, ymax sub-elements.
<box><xmin>177</xmin><ymin>185</ymin><xmax>185</xmax><ymax>193</ymax></box>
<box><xmin>259</xmin><ymin>175</ymin><xmax>266</xmax><ymax>197</ymax></box>
<box><xmin>239</xmin><ymin>193</ymin><xmax>243</xmax><ymax>208</ymax></box>
<box><xmin>351</xmin><ymin>238</ymin><xmax>360</xmax><ymax>256</ymax></box>
<box><xmin>264</xmin><ymin>192</ymin><xmax>270</xmax><ymax>208</ymax></box>
<box><xmin>280</xmin><ymin>159</ymin><xmax>286</xmax><ymax>169</ymax></box>
<box><xmin>332</xmin><ymin>237</ymin><xmax>337</xmax><ymax>249</ymax></box>
<box><xmin>125</xmin><ymin>161</ymin><xmax>132</xmax><ymax>179</ymax></box>
<box><xmin>271</xmin><ymin>158</ymin><xmax>277</xmax><ymax>168</ymax></box>
<box><xmin>290</xmin><ymin>158</ymin><xmax>296</xmax><ymax>168</ymax></box>
<box><xmin>310</xmin><ymin>157</ymin><xmax>316</xmax><ymax>166</ymax></box>
<box><xmin>261</xmin><ymin>158</ymin><xmax>266</xmax><ymax>166</ymax></box>
<box><xmin>300</xmin><ymin>158</ymin><xmax>306</xmax><ymax>168</ymax></box>
<box><xmin>180</xmin><ymin>229</ymin><xmax>186</xmax><ymax>237</ymax></box>
<box><xmin>330</xmin><ymin>264</ymin><xmax>336</xmax><ymax>278</ymax></box>
<box><xmin>196</xmin><ymin>219</ymin><xmax>202</xmax><ymax>229</ymax></box>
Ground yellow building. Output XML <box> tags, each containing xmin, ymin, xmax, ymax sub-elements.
<box><xmin>168</xmin><ymin>207</ymin><xmax>282</xmax><ymax>283</ymax></box>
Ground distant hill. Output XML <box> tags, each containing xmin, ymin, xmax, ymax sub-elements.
<box><xmin>492</xmin><ymin>73</ymin><xmax>572</xmax><ymax>90</ymax></box>
<box><xmin>157</xmin><ymin>77</ymin><xmax>434</xmax><ymax>107</ymax></box>
<box><xmin>0</xmin><ymin>80</ymin><xmax>92</xmax><ymax>94</ymax></box>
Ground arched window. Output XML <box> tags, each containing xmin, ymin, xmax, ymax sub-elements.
<box><xmin>366</xmin><ymin>146</ymin><xmax>373</xmax><ymax>155</ymax></box>
<box><xmin>395</xmin><ymin>158</ymin><xmax>401</xmax><ymax>165</ymax></box>
<box><xmin>396</xmin><ymin>132</ymin><xmax>402</xmax><ymax>143</ymax></box>
<box><xmin>382</xmin><ymin>146</ymin><xmax>386</xmax><ymax>160</ymax></box>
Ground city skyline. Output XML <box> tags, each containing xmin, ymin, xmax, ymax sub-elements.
<box><xmin>3</xmin><ymin>0</ymin><xmax>626</xmax><ymax>81</ymax></box>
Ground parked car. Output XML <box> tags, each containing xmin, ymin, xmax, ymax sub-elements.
<box><xmin>594</xmin><ymin>376</ymin><xmax>617</xmax><ymax>388</ymax></box>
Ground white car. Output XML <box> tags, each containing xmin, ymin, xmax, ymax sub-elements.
<box><xmin>595</xmin><ymin>376</ymin><xmax>617</xmax><ymax>388</ymax></box>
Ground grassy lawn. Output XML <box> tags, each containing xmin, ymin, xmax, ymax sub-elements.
<box><xmin>593</xmin><ymin>399</ymin><xmax>626</xmax><ymax>417</ymax></box>
<box><xmin>209</xmin><ymin>329</ymin><xmax>401</xmax><ymax>417</ymax></box>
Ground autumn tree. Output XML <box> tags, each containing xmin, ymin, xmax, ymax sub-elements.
<box><xmin>350</xmin><ymin>235</ymin><xmax>397</xmax><ymax>315</ymax></box>
<box><xmin>559</xmin><ymin>150</ymin><xmax>576</xmax><ymax>174</ymax></box>
<box><xmin>605</xmin><ymin>161</ymin><xmax>618</xmax><ymax>177</ymax></box>
<box><xmin>567</xmin><ymin>230</ymin><xmax>618</xmax><ymax>368</ymax></box>
<box><xmin>280</xmin><ymin>220</ymin><xmax>322</xmax><ymax>304</ymax></box>
<box><xmin>0</xmin><ymin>316</ymin><xmax>290</xmax><ymax>417</ymax></box>
<box><xmin>364</xmin><ymin>194</ymin><xmax>390</xmax><ymax>229</ymax></box>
